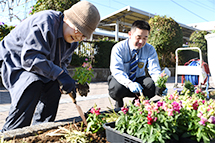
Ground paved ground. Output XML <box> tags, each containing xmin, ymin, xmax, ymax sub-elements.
<box><xmin>0</xmin><ymin>76</ymin><xmax>214</xmax><ymax>130</ymax></box>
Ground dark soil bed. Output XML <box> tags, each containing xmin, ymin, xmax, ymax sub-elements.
<box><xmin>5</xmin><ymin>122</ymin><xmax>109</xmax><ymax>143</ymax></box>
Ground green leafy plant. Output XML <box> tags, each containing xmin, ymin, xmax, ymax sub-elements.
<box><xmin>180</xmin><ymin>80</ymin><xmax>207</xmax><ymax>99</ymax></box>
<box><xmin>114</xmin><ymin>89</ymin><xmax>215</xmax><ymax>143</ymax></box>
<box><xmin>155</xmin><ymin>71</ymin><xmax>169</xmax><ymax>89</ymax></box>
<box><xmin>86</xmin><ymin>104</ymin><xmax>106</xmax><ymax>133</ymax></box>
<box><xmin>86</xmin><ymin>102</ymin><xmax>120</xmax><ymax>133</ymax></box>
<box><xmin>73</xmin><ymin>58</ymin><xmax>94</xmax><ymax>85</ymax></box>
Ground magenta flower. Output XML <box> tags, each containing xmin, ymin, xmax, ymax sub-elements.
<box><xmin>171</xmin><ymin>101</ymin><xmax>181</xmax><ymax>113</ymax></box>
<box><xmin>208</xmin><ymin>116</ymin><xmax>215</xmax><ymax>124</ymax></box>
<box><xmin>85</xmin><ymin>58</ymin><xmax>88</xmax><ymax>61</ymax></box>
<box><xmin>95</xmin><ymin>109</ymin><xmax>101</xmax><ymax>116</ymax></box>
<box><xmin>90</xmin><ymin>107</ymin><xmax>101</xmax><ymax>116</ymax></box>
<box><xmin>157</xmin><ymin>101</ymin><xmax>163</xmax><ymax>107</ymax></box>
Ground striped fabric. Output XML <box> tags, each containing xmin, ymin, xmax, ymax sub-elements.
<box><xmin>129</xmin><ymin>50</ymin><xmax>139</xmax><ymax>81</ymax></box>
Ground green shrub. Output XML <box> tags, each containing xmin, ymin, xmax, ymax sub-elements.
<box><xmin>93</xmin><ymin>38</ymin><xmax>117</xmax><ymax>68</ymax></box>
<box><xmin>70</xmin><ymin>53</ymin><xmax>89</xmax><ymax>67</ymax></box>
<box><xmin>30</xmin><ymin>0</ymin><xmax>80</xmax><ymax>14</ymax></box>
<box><xmin>148</xmin><ymin>15</ymin><xmax>183</xmax><ymax>67</ymax></box>
<box><xmin>189</xmin><ymin>30</ymin><xmax>208</xmax><ymax>62</ymax></box>
<box><xmin>0</xmin><ymin>23</ymin><xmax>15</xmax><ymax>41</ymax></box>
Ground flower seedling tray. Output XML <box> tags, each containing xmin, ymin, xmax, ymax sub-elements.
<box><xmin>103</xmin><ymin>122</ymin><xmax>142</xmax><ymax>143</ymax></box>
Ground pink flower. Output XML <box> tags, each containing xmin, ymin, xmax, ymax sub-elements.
<box><xmin>167</xmin><ymin>108</ymin><xmax>174</xmax><ymax>116</ymax></box>
<box><xmin>82</xmin><ymin>62</ymin><xmax>87</xmax><ymax>67</ymax></box>
<box><xmin>197</xmin><ymin>112</ymin><xmax>203</xmax><ymax>118</ymax></box>
<box><xmin>145</xmin><ymin>104</ymin><xmax>152</xmax><ymax>112</ymax></box>
<box><xmin>142</xmin><ymin>100</ymin><xmax>149</xmax><ymax>105</ymax></box>
<box><xmin>195</xmin><ymin>88</ymin><xmax>202</xmax><ymax>94</ymax></box>
<box><xmin>85</xmin><ymin>58</ymin><xmax>88</xmax><ymax>61</ymax></box>
<box><xmin>162</xmin><ymin>102</ymin><xmax>168</xmax><ymax>111</ymax></box>
<box><xmin>160</xmin><ymin>72</ymin><xmax>166</xmax><ymax>78</ymax></box>
<box><xmin>168</xmin><ymin>94</ymin><xmax>174</xmax><ymax>100</ymax></box>
<box><xmin>134</xmin><ymin>99</ymin><xmax>140</xmax><ymax>107</ymax></box>
<box><xmin>199</xmin><ymin>116</ymin><xmax>208</xmax><ymax>126</ymax></box>
<box><xmin>90</xmin><ymin>107</ymin><xmax>101</xmax><ymax>116</ymax></box>
<box><xmin>87</xmin><ymin>64</ymin><xmax>92</xmax><ymax>71</ymax></box>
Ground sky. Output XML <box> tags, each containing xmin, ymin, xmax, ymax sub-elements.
<box><xmin>0</xmin><ymin>0</ymin><xmax>215</xmax><ymax>26</ymax></box>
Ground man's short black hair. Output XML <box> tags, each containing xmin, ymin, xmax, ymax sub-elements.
<box><xmin>131</xmin><ymin>20</ymin><xmax>150</xmax><ymax>32</ymax></box>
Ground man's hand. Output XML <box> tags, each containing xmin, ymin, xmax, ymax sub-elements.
<box><xmin>162</xmin><ymin>88</ymin><xmax>168</xmax><ymax>96</ymax></box>
<box><xmin>57</xmin><ymin>71</ymin><xmax>76</xmax><ymax>94</ymax></box>
<box><xmin>156</xmin><ymin>87</ymin><xmax>168</xmax><ymax>96</ymax></box>
<box><xmin>128</xmin><ymin>82</ymin><xmax>143</xmax><ymax>93</ymax></box>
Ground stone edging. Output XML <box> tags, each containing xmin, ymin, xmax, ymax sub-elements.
<box><xmin>0</xmin><ymin>116</ymin><xmax>82</xmax><ymax>140</ymax></box>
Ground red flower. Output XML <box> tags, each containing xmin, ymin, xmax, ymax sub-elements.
<box><xmin>147</xmin><ymin>116</ymin><xmax>153</xmax><ymax>125</ymax></box>
<box><xmin>192</xmin><ymin>101</ymin><xmax>199</xmax><ymax>110</ymax></box>
<box><xmin>121</xmin><ymin>106</ymin><xmax>129</xmax><ymax>114</ymax></box>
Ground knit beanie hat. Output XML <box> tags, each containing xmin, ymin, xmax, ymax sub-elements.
<box><xmin>64</xmin><ymin>1</ymin><xmax>100</xmax><ymax>39</ymax></box>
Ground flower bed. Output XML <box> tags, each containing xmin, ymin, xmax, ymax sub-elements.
<box><xmin>112</xmin><ymin>85</ymin><xmax>215</xmax><ymax>143</ymax></box>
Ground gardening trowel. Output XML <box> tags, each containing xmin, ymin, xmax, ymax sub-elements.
<box><xmin>68</xmin><ymin>92</ymin><xmax>88</xmax><ymax>126</ymax></box>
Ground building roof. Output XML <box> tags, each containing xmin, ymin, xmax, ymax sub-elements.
<box><xmin>187</xmin><ymin>21</ymin><xmax>215</xmax><ymax>31</ymax></box>
<box><xmin>95</xmin><ymin>6</ymin><xmax>199</xmax><ymax>41</ymax></box>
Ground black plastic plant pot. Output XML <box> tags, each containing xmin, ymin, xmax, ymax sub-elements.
<box><xmin>103</xmin><ymin>122</ymin><xmax>142</xmax><ymax>143</ymax></box>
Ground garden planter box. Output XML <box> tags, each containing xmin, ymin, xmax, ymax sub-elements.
<box><xmin>103</xmin><ymin>122</ymin><xmax>142</xmax><ymax>143</ymax></box>
<box><xmin>103</xmin><ymin>122</ymin><xmax>208</xmax><ymax>143</ymax></box>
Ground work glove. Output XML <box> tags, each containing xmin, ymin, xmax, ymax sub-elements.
<box><xmin>128</xmin><ymin>82</ymin><xmax>143</xmax><ymax>93</ymax></box>
<box><xmin>156</xmin><ymin>87</ymin><xmax>168</xmax><ymax>96</ymax></box>
<box><xmin>57</xmin><ymin>71</ymin><xmax>76</xmax><ymax>99</ymax></box>
<box><xmin>162</xmin><ymin>88</ymin><xmax>168</xmax><ymax>96</ymax></box>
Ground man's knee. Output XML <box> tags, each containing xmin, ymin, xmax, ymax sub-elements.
<box><xmin>137</xmin><ymin>76</ymin><xmax>155</xmax><ymax>98</ymax></box>
<box><xmin>108</xmin><ymin>75</ymin><xmax>128</xmax><ymax>100</ymax></box>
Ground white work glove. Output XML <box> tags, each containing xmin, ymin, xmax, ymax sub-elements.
<box><xmin>128</xmin><ymin>82</ymin><xmax>143</xmax><ymax>93</ymax></box>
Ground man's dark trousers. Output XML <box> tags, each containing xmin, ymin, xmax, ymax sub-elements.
<box><xmin>2</xmin><ymin>80</ymin><xmax>61</xmax><ymax>132</ymax></box>
<box><xmin>108</xmin><ymin>75</ymin><xmax>155</xmax><ymax>108</ymax></box>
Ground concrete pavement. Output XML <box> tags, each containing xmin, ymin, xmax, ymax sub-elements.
<box><xmin>0</xmin><ymin>76</ymin><xmax>214</xmax><ymax>131</ymax></box>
